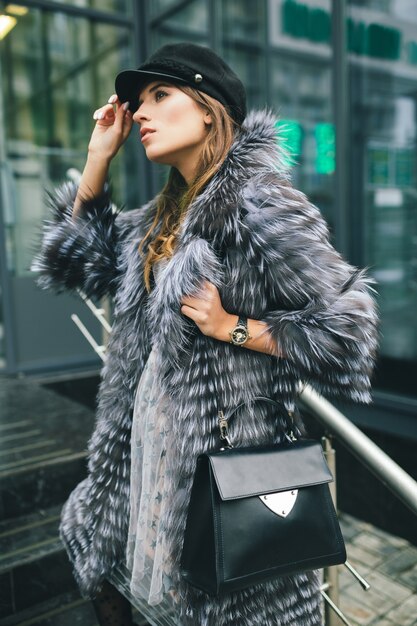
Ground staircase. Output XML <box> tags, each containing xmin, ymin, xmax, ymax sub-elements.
<box><xmin>0</xmin><ymin>376</ymin><xmax>147</xmax><ymax>626</ymax></box>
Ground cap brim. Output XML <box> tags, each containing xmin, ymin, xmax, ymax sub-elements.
<box><xmin>115</xmin><ymin>69</ymin><xmax>188</xmax><ymax>113</ymax></box>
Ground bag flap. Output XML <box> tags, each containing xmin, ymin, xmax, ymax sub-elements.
<box><xmin>207</xmin><ymin>439</ymin><xmax>333</xmax><ymax>500</ymax></box>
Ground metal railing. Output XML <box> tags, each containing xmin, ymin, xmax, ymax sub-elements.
<box><xmin>72</xmin><ymin>293</ymin><xmax>417</xmax><ymax>626</ymax></box>
<box><xmin>300</xmin><ymin>385</ymin><xmax>417</xmax><ymax>516</ymax></box>
<box><xmin>300</xmin><ymin>385</ymin><xmax>417</xmax><ymax>625</ymax></box>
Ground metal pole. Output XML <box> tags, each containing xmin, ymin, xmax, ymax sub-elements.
<box><xmin>300</xmin><ymin>384</ymin><xmax>417</xmax><ymax>515</ymax></box>
<box><xmin>322</xmin><ymin>435</ymin><xmax>341</xmax><ymax>626</ymax></box>
<box><xmin>76</xmin><ymin>288</ymin><xmax>112</xmax><ymax>328</ymax></box>
<box><xmin>71</xmin><ymin>314</ymin><xmax>107</xmax><ymax>362</ymax></box>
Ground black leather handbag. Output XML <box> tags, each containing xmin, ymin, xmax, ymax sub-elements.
<box><xmin>180</xmin><ymin>396</ymin><xmax>347</xmax><ymax>596</ymax></box>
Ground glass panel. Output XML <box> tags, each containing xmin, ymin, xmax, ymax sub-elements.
<box><xmin>220</xmin><ymin>0</ymin><xmax>266</xmax><ymax>110</ymax></box>
<box><xmin>349</xmin><ymin>0</ymin><xmax>417</xmax><ymax>25</ymax></box>
<box><xmin>149</xmin><ymin>0</ymin><xmax>207</xmax><ymax>34</ymax></box>
<box><xmin>268</xmin><ymin>0</ymin><xmax>334</xmax><ymax>226</ymax></box>
<box><xmin>0</xmin><ymin>7</ymin><xmax>135</xmax><ymax>278</ymax></box>
<box><xmin>149</xmin><ymin>0</ymin><xmax>180</xmax><ymax>15</ymax></box>
<box><xmin>0</xmin><ymin>273</ymin><xmax>4</xmax><ymax>367</ymax></box>
<box><xmin>221</xmin><ymin>0</ymin><xmax>265</xmax><ymax>40</ymax></box>
<box><xmin>40</xmin><ymin>0</ymin><xmax>131</xmax><ymax>14</ymax></box>
<box><xmin>348</xmin><ymin>0</ymin><xmax>417</xmax><ymax>396</ymax></box>
<box><xmin>222</xmin><ymin>46</ymin><xmax>266</xmax><ymax>111</ymax></box>
<box><xmin>0</xmin><ymin>5</ymin><xmax>137</xmax><ymax>371</ymax></box>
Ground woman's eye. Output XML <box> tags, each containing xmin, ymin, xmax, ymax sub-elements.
<box><xmin>155</xmin><ymin>90</ymin><xmax>167</xmax><ymax>101</ymax></box>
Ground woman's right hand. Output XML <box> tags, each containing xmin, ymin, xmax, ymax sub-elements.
<box><xmin>88</xmin><ymin>94</ymin><xmax>134</xmax><ymax>162</ymax></box>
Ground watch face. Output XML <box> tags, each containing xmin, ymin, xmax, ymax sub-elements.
<box><xmin>231</xmin><ymin>326</ymin><xmax>248</xmax><ymax>344</ymax></box>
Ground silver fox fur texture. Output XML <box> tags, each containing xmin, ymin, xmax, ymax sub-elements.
<box><xmin>31</xmin><ymin>108</ymin><xmax>378</xmax><ymax>625</ymax></box>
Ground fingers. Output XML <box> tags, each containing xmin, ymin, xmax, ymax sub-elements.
<box><xmin>181</xmin><ymin>288</ymin><xmax>213</xmax><ymax>309</ymax></box>
<box><xmin>92</xmin><ymin>95</ymin><xmax>128</xmax><ymax>122</ymax></box>
<box><xmin>180</xmin><ymin>302</ymin><xmax>202</xmax><ymax>318</ymax></box>
<box><xmin>113</xmin><ymin>100</ymin><xmax>132</xmax><ymax>134</ymax></box>
<box><xmin>181</xmin><ymin>296</ymin><xmax>199</xmax><ymax>309</ymax></box>
<box><xmin>92</xmin><ymin>95</ymin><xmax>133</xmax><ymax>140</ymax></box>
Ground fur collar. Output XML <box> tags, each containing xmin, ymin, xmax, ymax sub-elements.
<box><xmin>177</xmin><ymin>107</ymin><xmax>291</xmax><ymax>247</ymax></box>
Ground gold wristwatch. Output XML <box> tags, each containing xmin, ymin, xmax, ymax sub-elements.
<box><xmin>229</xmin><ymin>315</ymin><xmax>252</xmax><ymax>346</ymax></box>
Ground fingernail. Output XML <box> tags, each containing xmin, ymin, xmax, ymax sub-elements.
<box><xmin>122</xmin><ymin>101</ymin><xmax>130</xmax><ymax>111</ymax></box>
<box><xmin>108</xmin><ymin>94</ymin><xmax>117</xmax><ymax>104</ymax></box>
<box><xmin>93</xmin><ymin>111</ymin><xmax>97</xmax><ymax>119</ymax></box>
<box><xmin>97</xmin><ymin>111</ymin><xmax>104</xmax><ymax>120</ymax></box>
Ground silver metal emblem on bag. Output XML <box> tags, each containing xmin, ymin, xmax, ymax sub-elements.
<box><xmin>260</xmin><ymin>489</ymin><xmax>298</xmax><ymax>517</ymax></box>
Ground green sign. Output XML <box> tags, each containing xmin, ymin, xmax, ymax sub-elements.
<box><xmin>315</xmin><ymin>123</ymin><xmax>335</xmax><ymax>175</ymax></box>
<box><xmin>282</xmin><ymin>0</ymin><xmax>330</xmax><ymax>43</ymax></box>
<box><xmin>282</xmin><ymin>1</ymin><xmax>402</xmax><ymax>61</ymax></box>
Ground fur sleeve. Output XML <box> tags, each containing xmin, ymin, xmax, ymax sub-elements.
<box><xmin>242</xmin><ymin>173</ymin><xmax>379</xmax><ymax>403</ymax></box>
<box><xmin>30</xmin><ymin>181</ymin><xmax>146</xmax><ymax>300</ymax></box>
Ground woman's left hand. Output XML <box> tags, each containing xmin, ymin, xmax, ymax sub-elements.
<box><xmin>180</xmin><ymin>280</ymin><xmax>232</xmax><ymax>339</ymax></box>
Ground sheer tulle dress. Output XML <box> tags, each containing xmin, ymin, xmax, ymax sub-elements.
<box><xmin>126</xmin><ymin>257</ymin><xmax>178</xmax><ymax>610</ymax></box>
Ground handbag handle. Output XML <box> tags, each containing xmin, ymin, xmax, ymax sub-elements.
<box><xmin>217</xmin><ymin>394</ymin><xmax>298</xmax><ymax>449</ymax></box>
<box><xmin>225</xmin><ymin>395</ymin><xmax>289</xmax><ymax>422</ymax></box>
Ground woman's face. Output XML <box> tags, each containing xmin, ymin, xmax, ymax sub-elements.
<box><xmin>132</xmin><ymin>80</ymin><xmax>212</xmax><ymax>183</ymax></box>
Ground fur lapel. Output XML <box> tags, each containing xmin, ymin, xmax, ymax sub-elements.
<box><xmin>176</xmin><ymin>108</ymin><xmax>290</xmax><ymax>246</ymax></box>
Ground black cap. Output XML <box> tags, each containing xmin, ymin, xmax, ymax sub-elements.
<box><xmin>115</xmin><ymin>42</ymin><xmax>247</xmax><ymax>125</ymax></box>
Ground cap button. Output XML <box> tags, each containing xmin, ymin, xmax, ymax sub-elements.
<box><xmin>194</xmin><ymin>73</ymin><xmax>203</xmax><ymax>83</ymax></box>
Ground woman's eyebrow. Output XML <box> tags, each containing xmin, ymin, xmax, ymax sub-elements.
<box><xmin>138</xmin><ymin>83</ymin><xmax>171</xmax><ymax>106</ymax></box>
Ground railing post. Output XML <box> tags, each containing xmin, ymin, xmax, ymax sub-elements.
<box><xmin>322</xmin><ymin>435</ymin><xmax>341</xmax><ymax>625</ymax></box>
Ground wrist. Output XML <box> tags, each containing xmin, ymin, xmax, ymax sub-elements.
<box><xmin>86</xmin><ymin>150</ymin><xmax>112</xmax><ymax>167</ymax></box>
<box><xmin>214</xmin><ymin>313</ymin><xmax>238</xmax><ymax>343</ymax></box>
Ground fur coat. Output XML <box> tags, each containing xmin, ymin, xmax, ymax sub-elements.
<box><xmin>31</xmin><ymin>108</ymin><xmax>378</xmax><ymax>626</ymax></box>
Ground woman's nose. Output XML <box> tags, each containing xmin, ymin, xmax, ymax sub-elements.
<box><xmin>133</xmin><ymin>106</ymin><xmax>151</xmax><ymax>124</ymax></box>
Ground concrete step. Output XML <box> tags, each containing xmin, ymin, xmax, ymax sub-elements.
<box><xmin>0</xmin><ymin>504</ymin><xmax>78</xmax><ymax>620</ymax></box>
<box><xmin>0</xmin><ymin>504</ymin><xmax>63</xmax><ymax>572</ymax></box>
<box><xmin>0</xmin><ymin>587</ymin><xmax>148</xmax><ymax>626</ymax></box>
<box><xmin>0</xmin><ymin>378</ymin><xmax>94</xmax><ymax>520</ymax></box>
<box><xmin>0</xmin><ymin>504</ymin><xmax>152</xmax><ymax>626</ymax></box>
<box><xmin>0</xmin><ymin>378</ymin><xmax>97</xmax><ymax>622</ymax></box>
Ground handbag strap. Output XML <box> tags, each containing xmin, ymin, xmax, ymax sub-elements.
<box><xmin>225</xmin><ymin>395</ymin><xmax>288</xmax><ymax>422</ymax></box>
<box><xmin>219</xmin><ymin>395</ymin><xmax>298</xmax><ymax>449</ymax></box>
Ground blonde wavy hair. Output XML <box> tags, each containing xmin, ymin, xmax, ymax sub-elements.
<box><xmin>138</xmin><ymin>84</ymin><xmax>240</xmax><ymax>293</ymax></box>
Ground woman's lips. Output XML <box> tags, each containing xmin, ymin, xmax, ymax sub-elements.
<box><xmin>141</xmin><ymin>131</ymin><xmax>156</xmax><ymax>142</ymax></box>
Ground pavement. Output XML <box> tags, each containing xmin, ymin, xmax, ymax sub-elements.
<box><xmin>337</xmin><ymin>511</ymin><xmax>417</xmax><ymax>626</ymax></box>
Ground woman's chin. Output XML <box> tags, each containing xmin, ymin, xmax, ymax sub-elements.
<box><xmin>144</xmin><ymin>149</ymin><xmax>173</xmax><ymax>167</ymax></box>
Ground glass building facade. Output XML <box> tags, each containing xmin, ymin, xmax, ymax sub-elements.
<box><xmin>1</xmin><ymin>0</ymin><xmax>416</xmax><ymax>437</ymax></box>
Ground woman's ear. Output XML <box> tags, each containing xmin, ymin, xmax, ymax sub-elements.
<box><xmin>203</xmin><ymin>110</ymin><xmax>212</xmax><ymax>126</ymax></box>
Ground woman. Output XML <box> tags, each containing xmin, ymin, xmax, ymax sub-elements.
<box><xmin>32</xmin><ymin>42</ymin><xmax>378</xmax><ymax>626</ymax></box>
